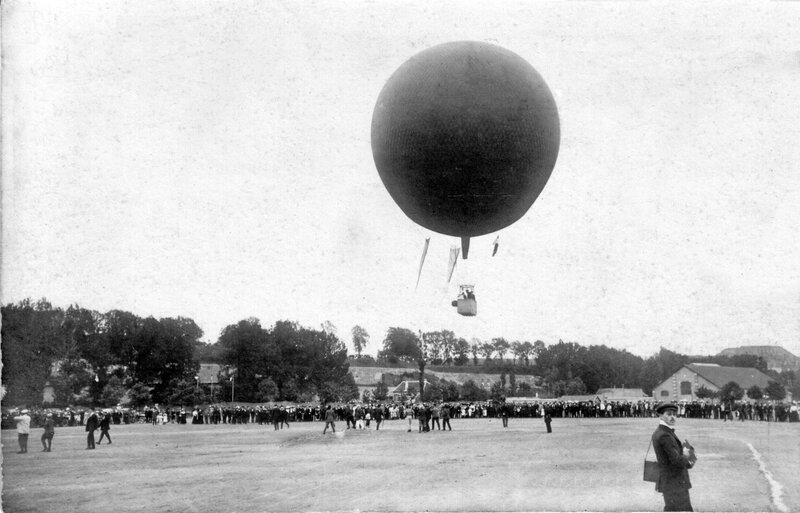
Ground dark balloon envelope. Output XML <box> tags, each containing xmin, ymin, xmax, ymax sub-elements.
<box><xmin>371</xmin><ymin>41</ymin><xmax>560</xmax><ymax>257</ymax></box>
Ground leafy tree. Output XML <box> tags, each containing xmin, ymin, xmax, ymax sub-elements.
<box><xmin>106</xmin><ymin>309</ymin><xmax>143</xmax><ymax>371</ymax></box>
<box><xmin>51</xmin><ymin>358</ymin><xmax>95</xmax><ymax>406</ymax></box>
<box><xmin>551</xmin><ymin>377</ymin><xmax>587</xmax><ymax>396</ymax></box>
<box><xmin>535</xmin><ymin>340</ymin><xmax>587</xmax><ymax>386</ymax></box>
<box><xmin>317</xmin><ymin>374</ymin><xmax>358</xmax><ymax>403</ymax></box>
<box><xmin>281</xmin><ymin>378</ymin><xmax>301</xmax><ymax>402</ymax></box>
<box><xmin>492</xmin><ymin>337</ymin><xmax>510</xmax><ymax>362</ymax></box>
<box><xmin>422</xmin><ymin>381</ymin><xmax>444</xmax><ymax>402</ymax></box>
<box><xmin>764</xmin><ymin>380</ymin><xmax>786</xmax><ymax>400</ymax></box>
<box><xmin>519</xmin><ymin>341</ymin><xmax>534</xmax><ymax>365</ymax></box>
<box><xmin>460</xmin><ymin>379</ymin><xmax>488</xmax><ymax>401</ymax></box>
<box><xmin>489</xmin><ymin>381</ymin><xmax>505</xmax><ymax>400</ymax></box>
<box><xmin>510</xmin><ymin>341</ymin><xmax>523</xmax><ymax>365</ymax></box>
<box><xmin>517</xmin><ymin>382</ymin><xmax>533</xmax><ymax>396</ymax></box>
<box><xmin>453</xmin><ymin>338</ymin><xmax>470</xmax><ymax>366</ymax></box>
<box><xmin>480</xmin><ymin>342</ymin><xmax>494</xmax><ymax>361</ymax></box>
<box><xmin>378</xmin><ymin>327</ymin><xmax>422</xmax><ymax>363</ymax></box>
<box><xmin>470</xmin><ymin>341</ymin><xmax>480</xmax><ymax>365</ymax></box>
<box><xmin>532</xmin><ymin>340</ymin><xmax>546</xmax><ymax>364</ymax></box>
<box><xmin>719</xmin><ymin>381</ymin><xmax>744</xmax><ymax>402</ymax></box>
<box><xmin>320</xmin><ymin>321</ymin><xmax>338</xmax><ymax>336</ymax></box>
<box><xmin>351</xmin><ymin>325</ymin><xmax>370</xmax><ymax>358</ymax></box>
<box><xmin>1</xmin><ymin>299</ymin><xmax>66</xmax><ymax>405</ymax></box>
<box><xmin>509</xmin><ymin>371</ymin><xmax>517</xmax><ymax>396</ymax></box>
<box><xmin>257</xmin><ymin>378</ymin><xmax>279</xmax><ymax>402</ymax></box>
<box><xmin>100</xmin><ymin>375</ymin><xmax>126</xmax><ymax>407</ymax></box>
<box><xmin>125</xmin><ymin>382</ymin><xmax>153</xmax><ymax>407</ymax></box>
<box><xmin>746</xmin><ymin>385</ymin><xmax>763</xmax><ymax>400</ymax></box>
<box><xmin>440</xmin><ymin>379</ymin><xmax>460</xmax><ymax>401</ymax></box>
<box><xmin>439</xmin><ymin>330</ymin><xmax>456</xmax><ymax>364</ymax></box>
<box><xmin>218</xmin><ymin>318</ymin><xmax>269</xmax><ymax>401</ymax></box>
<box><xmin>779</xmin><ymin>370</ymin><xmax>799</xmax><ymax>399</ymax></box>
<box><xmin>695</xmin><ymin>385</ymin><xmax>718</xmax><ymax>399</ymax></box>
<box><xmin>165</xmin><ymin>377</ymin><xmax>198</xmax><ymax>406</ymax></box>
<box><xmin>266</xmin><ymin>320</ymin><xmax>352</xmax><ymax>402</ymax></box>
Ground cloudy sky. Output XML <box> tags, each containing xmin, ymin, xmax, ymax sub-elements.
<box><xmin>3</xmin><ymin>1</ymin><xmax>799</xmax><ymax>359</ymax></box>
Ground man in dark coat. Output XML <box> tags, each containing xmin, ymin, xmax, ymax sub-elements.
<box><xmin>98</xmin><ymin>413</ymin><xmax>112</xmax><ymax>444</ymax></box>
<box><xmin>322</xmin><ymin>405</ymin><xmax>336</xmax><ymax>434</ymax></box>
<box><xmin>652</xmin><ymin>403</ymin><xmax>696</xmax><ymax>511</ymax></box>
<box><xmin>85</xmin><ymin>408</ymin><xmax>99</xmax><ymax>450</ymax></box>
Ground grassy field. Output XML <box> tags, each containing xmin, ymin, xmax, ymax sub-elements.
<box><xmin>2</xmin><ymin>416</ymin><xmax>798</xmax><ymax>512</ymax></box>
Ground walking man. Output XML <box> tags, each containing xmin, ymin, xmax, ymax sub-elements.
<box><xmin>544</xmin><ymin>411</ymin><xmax>552</xmax><ymax>433</ymax></box>
<box><xmin>13</xmin><ymin>409</ymin><xmax>31</xmax><ymax>453</ymax></box>
<box><xmin>98</xmin><ymin>412</ymin><xmax>112</xmax><ymax>444</ymax></box>
<box><xmin>652</xmin><ymin>403</ymin><xmax>697</xmax><ymax>511</ymax></box>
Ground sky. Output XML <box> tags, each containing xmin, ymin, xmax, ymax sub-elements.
<box><xmin>2</xmin><ymin>1</ymin><xmax>799</xmax><ymax>360</ymax></box>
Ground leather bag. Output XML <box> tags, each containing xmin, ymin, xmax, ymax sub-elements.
<box><xmin>643</xmin><ymin>440</ymin><xmax>660</xmax><ymax>482</ymax></box>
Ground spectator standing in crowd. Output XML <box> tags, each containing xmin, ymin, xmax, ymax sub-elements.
<box><xmin>431</xmin><ymin>404</ymin><xmax>441</xmax><ymax>430</ymax></box>
<box><xmin>322</xmin><ymin>405</ymin><xmax>336</xmax><ymax>434</ymax></box>
<box><xmin>417</xmin><ymin>405</ymin><xmax>428</xmax><ymax>433</ymax></box>
<box><xmin>355</xmin><ymin>404</ymin><xmax>365</xmax><ymax>429</ymax></box>
<box><xmin>544</xmin><ymin>411</ymin><xmax>552</xmax><ymax>433</ymax></box>
<box><xmin>373</xmin><ymin>404</ymin><xmax>383</xmax><ymax>430</ymax></box>
<box><xmin>441</xmin><ymin>403</ymin><xmax>452</xmax><ymax>431</ymax></box>
<box><xmin>98</xmin><ymin>413</ymin><xmax>112</xmax><ymax>444</ymax></box>
<box><xmin>651</xmin><ymin>403</ymin><xmax>697</xmax><ymax>511</ymax></box>
<box><xmin>41</xmin><ymin>413</ymin><xmax>55</xmax><ymax>451</ymax></box>
<box><xmin>13</xmin><ymin>409</ymin><xmax>31</xmax><ymax>453</ymax></box>
<box><xmin>271</xmin><ymin>405</ymin><xmax>281</xmax><ymax>430</ymax></box>
<box><xmin>85</xmin><ymin>408</ymin><xmax>99</xmax><ymax>450</ymax></box>
<box><xmin>406</xmin><ymin>408</ymin><xmax>413</xmax><ymax>432</ymax></box>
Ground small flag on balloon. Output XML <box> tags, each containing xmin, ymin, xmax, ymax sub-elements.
<box><xmin>447</xmin><ymin>246</ymin><xmax>460</xmax><ymax>283</ymax></box>
<box><xmin>415</xmin><ymin>238</ymin><xmax>430</xmax><ymax>291</ymax></box>
<box><xmin>492</xmin><ymin>236</ymin><xmax>500</xmax><ymax>256</ymax></box>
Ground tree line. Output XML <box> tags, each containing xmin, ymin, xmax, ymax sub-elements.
<box><xmin>2</xmin><ymin>298</ymin><xmax>797</xmax><ymax>408</ymax></box>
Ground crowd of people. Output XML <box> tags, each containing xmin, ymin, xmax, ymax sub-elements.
<box><xmin>5</xmin><ymin>398</ymin><xmax>798</xmax><ymax>455</ymax></box>
<box><xmin>5</xmin><ymin>398</ymin><xmax>798</xmax><ymax>432</ymax></box>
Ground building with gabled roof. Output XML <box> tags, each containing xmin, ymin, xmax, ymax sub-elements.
<box><xmin>387</xmin><ymin>380</ymin><xmax>432</xmax><ymax>402</ymax></box>
<box><xmin>652</xmin><ymin>363</ymin><xmax>774</xmax><ymax>402</ymax></box>
<box><xmin>595</xmin><ymin>388</ymin><xmax>648</xmax><ymax>401</ymax></box>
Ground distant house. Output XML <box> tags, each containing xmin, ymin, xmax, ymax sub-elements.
<box><xmin>595</xmin><ymin>388</ymin><xmax>648</xmax><ymax>401</ymax></box>
<box><xmin>558</xmin><ymin>394</ymin><xmax>600</xmax><ymax>402</ymax></box>
<box><xmin>652</xmin><ymin>363</ymin><xmax>774</xmax><ymax>402</ymax></box>
<box><xmin>387</xmin><ymin>380</ymin><xmax>432</xmax><ymax>402</ymax></box>
<box><xmin>196</xmin><ymin>363</ymin><xmax>235</xmax><ymax>385</ymax></box>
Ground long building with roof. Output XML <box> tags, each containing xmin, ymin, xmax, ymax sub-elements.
<box><xmin>653</xmin><ymin>363</ymin><xmax>775</xmax><ymax>402</ymax></box>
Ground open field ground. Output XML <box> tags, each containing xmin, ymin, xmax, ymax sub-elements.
<box><xmin>2</xmin><ymin>417</ymin><xmax>798</xmax><ymax>512</ymax></box>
